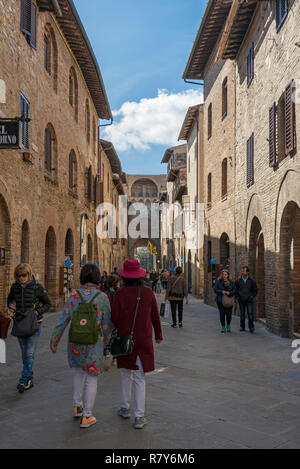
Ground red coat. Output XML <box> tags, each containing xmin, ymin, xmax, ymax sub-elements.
<box><xmin>111</xmin><ymin>285</ymin><xmax>163</xmax><ymax>372</ymax></box>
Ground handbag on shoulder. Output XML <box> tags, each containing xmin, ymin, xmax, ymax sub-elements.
<box><xmin>222</xmin><ymin>293</ymin><xmax>235</xmax><ymax>308</ymax></box>
<box><xmin>11</xmin><ymin>285</ymin><xmax>39</xmax><ymax>338</ymax></box>
<box><xmin>111</xmin><ymin>287</ymin><xmax>141</xmax><ymax>357</ymax></box>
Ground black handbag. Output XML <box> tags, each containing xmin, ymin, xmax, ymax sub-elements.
<box><xmin>11</xmin><ymin>286</ymin><xmax>39</xmax><ymax>338</ymax></box>
<box><xmin>111</xmin><ymin>287</ymin><xmax>141</xmax><ymax>357</ymax></box>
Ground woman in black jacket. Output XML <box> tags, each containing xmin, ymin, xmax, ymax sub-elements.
<box><xmin>214</xmin><ymin>269</ymin><xmax>236</xmax><ymax>333</ymax></box>
<box><xmin>7</xmin><ymin>263</ymin><xmax>51</xmax><ymax>393</ymax></box>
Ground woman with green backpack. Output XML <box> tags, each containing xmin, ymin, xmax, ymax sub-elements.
<box><xmin>50</xmin><ymin>264</ymin><xmax>112</xmax><ymax>429</ymax></box>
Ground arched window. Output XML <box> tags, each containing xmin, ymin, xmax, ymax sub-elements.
<box><xmin>86</xmin><ymin>166</ymin><xmax>93</xmax><ymax>202</ymax></box>
<box><xmin>221</xmin><ymin>158</ymin><xmax>228</xmax><ymax>199</ymax></box>
<box><xmin>44</xmin><ymin>25</ymin><xmax>58</xmax><ymax>92</ymax></box>
<box><xmin>69</xmin><ymin>150</ymin><xmax>77</xmax><ymax>193</ymax></box>
<box><xmin>85</xmin><ymin>100</ymin><xmax>90</xmax><ymax>143</ymax></box>
<box><xmin>69</xmin><ymin>67</ymin><xmax>78</xmax><ymax>122</ymax></box>
<box><xmin>207</xmin><ymin>173</ymin><xmax>212</xmax><ymax>208</ymax></box>
<box><xmin>44</xmin><ymin>124</ymin><xmax>57</xmax><ymax>181</ymax></box>
<box><xmin>222</xmin><ymin>77</ymin><xmax>228</xmax><ymax>119</ymax></box>
<box><xmin>131</xmin><ymin>179</ymin><xmax>158</xmax><ymax>198</ymax></box>
<box><xmin>208</xmin><ymin>103</ymin><xmax>212</xmax><ymax>139</ymax></box>
<box><xmin>93</xmin><ymin>117</ymin><xmax>97</xmax><ymax>154</ymax></box>
<box><xmin>87</xmin><ymin>235</ymin><xmax>93</xmax><ymax>263</ymax></box>
<box><xmin>65</xmin><ymin>229</ymin><xmax>74</xmax><ymax>263</ymax></box>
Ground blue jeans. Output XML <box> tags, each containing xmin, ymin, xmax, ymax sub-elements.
<box><xmin>17</xmin><ymin>323</ymin><xmax>42</xmax><ymax>384</ymax></box>
<box><xmin>239</xmin><ymin>300</ymin><xmax>254</xmax><ymax>330</ymax></box>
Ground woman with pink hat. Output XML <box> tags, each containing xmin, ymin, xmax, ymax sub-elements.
<box><xmin>111</xmin><ymin>259</ymin><xmax>163</xmax><ymax>429</ymax></box>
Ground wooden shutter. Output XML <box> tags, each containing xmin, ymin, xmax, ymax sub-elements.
<box><xmin>44</xmin><ymin>34</ymin><xmax>51</xmax><ymax>74</ymax></box>
<box><xmin>247</xmin><ymin>133</ymin><xmax>254</xmax><ymax>187</ymax></box>
<box><xmin>208</xmin><ymin>104</ymin><xmax>212</xmax><ymax>139</ymax></box>
<box><xmin>21</xmin><ymin>0</ymin><xmax>32</xmax><ymax>36</ymax></box>
<box><xmin>284</xmin><ymin>81</ymin><xmax>295</xmax><ymax>155</ymax></box>
<box><xmin>269</xmin><ymin>103</ymin><xmax>277</xmax><ymax>167</ymax></box>
<box><xmin>69</xmin><ymin>74</ymin><xmax>73</xmax><ymax>106</ymax></box>
<box><xmin>30</xmin><ymin>3</ymin><xmax>37</xmax><ymax>48</ymax></box>
<box><xmin>21</xmin><ymin>94</ymin><xmax>30</xmax><ymax>149</ymax></box>
<box><xmin>247</xmin><ymin>43</ymin><xmax>254</xmax><ymax>86</ymax></box>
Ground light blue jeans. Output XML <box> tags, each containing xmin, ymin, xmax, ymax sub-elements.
<box><xmin>17</xmin><ymin>323</ymin><xmax>42</xmax><ymax>384</ymax></box>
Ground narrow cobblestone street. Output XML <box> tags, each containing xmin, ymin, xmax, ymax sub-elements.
<box><xmin>1</xmin><ymin>296</ymin><xmax>300</xmax><ymax>449</ymax></box>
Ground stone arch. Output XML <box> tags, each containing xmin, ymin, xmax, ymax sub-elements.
<box><xmin>0</xmin><ymin>192</ymin><xmax>11</xmax><ymax>316</ymax></box>
<box><xmin>246</xmin><ymin>193</ymin><xmax>265</xmax><ymax>250</ymax></box>
<box><xmin>279</xmin><ymin>201</ymin><xmax>300</xmax><ymax>337</ymax></box>
<box><xmin>131</xmin><ymin>179</ymin><xmax>158</xmax><ymax>198</ymax></box>
<box><xmin>248</xmin><ymin>216</ymin><xmax>265</xmax><ymax>318</ymax></box>
<box><xmin>45</xmin><ymin>226</ymin><xmax>57</xmax><ymax>309</ymax></box>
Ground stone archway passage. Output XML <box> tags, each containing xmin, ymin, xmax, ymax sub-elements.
<box><xmin>0</xmin><ymin>194</ymin><xmax>11</xmax><ymax>316</ymax></box>
<box><xmin>45</xmin><ymin>227</ymin><xmax>57</xmax><ymax>310</ymax></box>
<box><xmin>248</xmin><ymin>217</ymin><xmax>265</xmax><ymax>319</ymax></box>
<box><xmin>279</xmin><ymin>202</ymin><xmax>300</xmax><ymax>337</ymax></box>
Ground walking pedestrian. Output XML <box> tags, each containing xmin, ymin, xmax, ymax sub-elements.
<box><xmin>150</xmin><ymin>269</ymin><xmax>159</xmax><ymax>293</ymax></box>
<box><xmin>165</xmin><ymin>267</ymin><xmax>188</xmax><ymax>328</ymax></box>
<box><xmin>111</xmin><ymin>259</ymin><xmax>163</xmax><ymax>429</ymax></box>
<box><xmin>7</xmin><ymin>263</ymin><xmax>51</xmax><ymax>393</ymax></box>
<box><xmin>50</xmin><ymin>264</ymin><xmax>112</xmax><ymax>428</ymax></box>
<box><xmin>100</xmin><ymin>271</ymin><xmax>108</xmax><ymax>291</ymax></box>
<box><xmin>235</xmin><ymin>266</ymin><xmax>258</xmax><ymax>333</ymax></box>
<box><xmin>214</xmin><ymin>269</ymin><xmax>236</xmax><ymax>333</ymax></box>
<box><xmin>104</xmin><ymin>274</ymin><xmax>120</xmax><ymax>366</ymax></box>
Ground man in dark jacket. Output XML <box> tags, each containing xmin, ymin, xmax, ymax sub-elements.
<box><xmin>235</xmin><ymin>266</ymin><xmax>258</xmax><ymax>333</ymax></box>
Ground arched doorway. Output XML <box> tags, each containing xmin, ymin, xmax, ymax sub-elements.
<box><xmin>279</xmin><ymin>202</ymin><xmax>300</xmax><ymax>337</ymax></box>
<box><xmin>248</xmin><ymin>217</ymin><xmax>265</xmax><ymax>318</ymax></box>
<box><xmin>21</xmin><ymin>220</ymin><xmax>30</xmax><ymax>263</ymax></box>
<box><xmin>45</xmin><ymin>227</ymin><xmax>57</xmax><ymax>308</ymax></box>
<box><xmin>0</xmin><ymin>194</ymin><xmax>11</xmax><ymax>316</ymax></box>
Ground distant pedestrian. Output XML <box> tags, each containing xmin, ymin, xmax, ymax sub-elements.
<box><xmin>104</xmin><ymin>274</ymin><xmax>120</xmax><ymax>366</ymax></box>
<box><xmin>50</xmin><ymin>264</ymin><xmax>112</xmax><ymax>429</ymax></box>
<box><xmin>100</xmin><ymin>271</ymin><xmax>108</xmax><ymax>291</ymax></box>
<box><xmin>235</xmin><ymin>266</ymin><xmax>258</xmax><ymax>333</ymax></box>
<box><xmin>165</xmin><ymin>267</ymin><xmax>188</xmax><ymax>328</ymax></box>
<box><xmin>150</xmin><ymin>269</ymin><xmax>159</xmax><ymax>292</ymax></box>
<box><xmin>111</xmin><ymin>259</ymin><xmax>163</xmax><ymax>429</ymax></box>
<box><xmin>214</xmin><ymin>269</ymin><xmax>236</xmax><ymax>333</ymax></box>
<box><xmin>7</xmin><ymin>263</ymin><xmax>51</xmax><ymax>393</ymax></box>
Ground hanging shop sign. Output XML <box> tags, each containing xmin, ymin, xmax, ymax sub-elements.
<box><xmin>0</xmin><ymin>121</ymin><xmax>20</xmax><ymax>149</ymax></box>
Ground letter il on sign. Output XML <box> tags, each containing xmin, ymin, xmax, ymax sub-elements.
<box><xmin>0</xmin><ymin>339</ymin><xmax>6</xmax><ymax>364</ymax></box>
<box><xmin>0</xmin><ymin>79</ymin><xmax>5</xmax><ymax>103</ymax></box>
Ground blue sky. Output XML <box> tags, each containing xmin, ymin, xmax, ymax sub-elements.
<box><xmin>73</xmin><ymin>0</ymin><xmax>205</xmax><ymax>174</ymax></box>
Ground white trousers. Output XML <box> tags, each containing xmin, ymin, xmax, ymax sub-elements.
<box><xmin>120</xmin><ymin>356</ymin><xmax>146</xmax><ymax>418</ymax></box>
<box><xmin>73</xmin><ymin>368</ymin><xmax>98</xmax><ymax>418</ymax></box>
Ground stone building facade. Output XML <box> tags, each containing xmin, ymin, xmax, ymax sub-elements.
<box><xmin>126</xmin><ymin>174</ymin><xmax>166</xmax><ymax>270</ymax></box>
<box><xmin>0</xmin><ymin>0</ymin><xmax>112</xmax><ymax>311</ymax></box>
<box><xmin>183</xmin><ymin>0</ymin><xmax>300</xmax><ymax>337</ymax></box>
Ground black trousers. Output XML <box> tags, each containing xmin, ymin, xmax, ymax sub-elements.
<box><xmin>216</xmin><ymin>302</ymin><xmax>233</xmax><ymax>327</ymax></box>
<box><xmin>170</xmin><ymin>300</ymin><xmax>183</xmax><ymax>325</ymax></box>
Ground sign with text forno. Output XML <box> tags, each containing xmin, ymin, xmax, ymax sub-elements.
<box><xmin>0</xmin><ymin>121</ymin><xmax>20</xmax><ymax>149</ymax></box>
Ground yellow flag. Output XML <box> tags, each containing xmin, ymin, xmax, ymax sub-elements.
<box><xmin>147</xmin><ymin>241</ymin><xmax>153</xmax><ymax>254</ymax></box>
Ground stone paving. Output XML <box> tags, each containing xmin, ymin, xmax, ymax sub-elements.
<box><xmin>1</xmin><ymin>295</ymin><xmax>300</xmax><ymax>449</ymax></box>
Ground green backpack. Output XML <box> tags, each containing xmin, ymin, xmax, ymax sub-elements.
<box><xmin>69</xmin><ymin>290</ymin><xmax>101</xmax><ymax>345</ymax></box>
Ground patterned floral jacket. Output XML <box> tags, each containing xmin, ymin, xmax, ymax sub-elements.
<box><xmin>50</xmin><ymin>284</ymin><xmax>112</xmax><ymax>376</ymax></box>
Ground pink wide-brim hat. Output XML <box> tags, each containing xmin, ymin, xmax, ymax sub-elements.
<box><xmin>118</xmin><ymin>259</ymin><xmax>146</xmax><ymax>279</ymax></box>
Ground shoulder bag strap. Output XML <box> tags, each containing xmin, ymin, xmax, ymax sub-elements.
<box><xmin>76</xmin><ymin>290</ymin><xmax>85</xmax><ymax>303</ymax></box>
<box><xmin>130</xmin><ymin>287</ymin><xmax>142</xmax><ymax>337</ymax></box>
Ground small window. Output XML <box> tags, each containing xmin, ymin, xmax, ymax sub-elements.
<box><xmin>85</xmin><ymin>100</ymin><xmax>90</xmax><ymax>143</ymax></box>
<box><xmin>44</xmin><ymin>34</ymin><xmax>51</xmax><ymax>74</ymax></box>
<box><xmin>207</xmin><ymin>173</ymin><xmax>212</xmax><ymax>208</ymax></box>
<box><xmin>221</xmin><ymin>159</ymin><xmax>228</xmax><ymax>199</ymax></box>
<box><xmin>208</xmin><ymin>103</ymin><xmax>212</xmax><ymax>139</ymax></box>
<box><xmin>247</xmin><ymin>43</ymin><xmax>254</xmax><ymax>87</ymax></box>
<box><xmin>222</xmin><ymin>77</ymin><xmax>228</xmax><ymax>119</ymax></box>
<box><xmin>21</xmin><ymin>93</ymin><xmax>30</xmax><ymax>149</ymax></box>
<box><xmin>246</xmin><ymin>133</ymin><xmax>254</xmax><ymax>187</ymax></box>
<box><xmin>276</xmin><ymin>0</ymin><xmax>288</xmax><ymax>31</ymax></box>
<box><xmin>69</xmin><ymin>151</ymin><xmax>77</xmax><ymax>192</ymax></box>
<box><xmin>44</xmin><ymin>126</ymin><xmax>52</xmax><ymax>173</ymax></box>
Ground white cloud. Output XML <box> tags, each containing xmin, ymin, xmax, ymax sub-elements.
<box><xmin>102</xmin><ymin>89</ymin><xmax>203</xmax><ymax>152</ymax></box>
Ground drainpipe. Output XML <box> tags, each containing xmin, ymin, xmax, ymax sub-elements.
<box><xmin>51</xmin><ymin>0</ymin><xmax>63</xmax><ymax>17</ymax></box>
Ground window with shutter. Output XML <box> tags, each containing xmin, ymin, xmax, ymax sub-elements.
<box><xmin>269</xmin><ymin>103</ymin><xmax>277</xmax><ymax>167</ymax></box>
<box><xmin>247</xmin><ymin>133</ymin><xmax>254</xmax><ymax>187</ymax></box>
<box><xmin>87</xmin><ymin>166</ymin><xmax>92</xmax><ymax>202</ymax></box>
<box><xmin>44</xmin><ymin>126</ymin><xmax>52</xmax><ymax>173</ymax></box>
<box><xmin>207</xmin><ymin>173</ymin><xmax>212</xmax><ymax>209</ymax></box>
<box><xmin>247</xmin><ymin>43</ymin><xmax>254</xmax><ymax>87</ymax></box>
<box><xmin>276</xmin><ymin>0</ymin><xmax>288</xmax><ymax>31</ymax></box>
<box><xmin>21</xmin><ymin>0</ymin><xmax>37</xmax><ymax>49</ymax></box>
<box><xmin>284</xmin><ymin>80</ymin><xmax>295</xmax><ymax>155</ymax></box>
<box><xmin>221</xmin><ymin>158</ymin><xmax>228</xmax><ymax>199</ymax></box>
<box><xmin>21</xmin><ymin>93</ymin><xmax>30</xmax><ymax>149</ymax></box>
<box><xmin>44</xmin><ymin>34</ymin><xmax>51</xmax><ymax>74</ymax></box>
<box><xmin>69</xmin><ymin>75</ymin><xmax>74</xmax><ymax>107</ymax></box>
